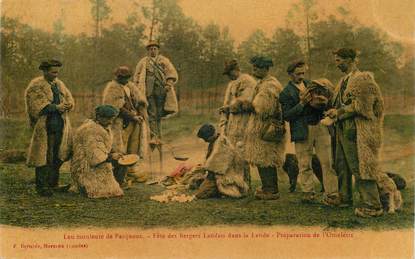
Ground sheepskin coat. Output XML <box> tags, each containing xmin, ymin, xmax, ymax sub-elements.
<box><xmin>204</xmin><ymin>135</ymin><xmax>249</xmax><ymax>198</ymax></box>
<box><xmin>70</xmin><ymin>119</ymin><xmax>123</xmax><ymax>198</ymax></box>
<box><xmin>102</xmin><ymin>80</ymin><xmax>149</xmax><ymax>158</ymax></box>
<box><xmin>133</xmin><ymin>55</ymin><xmax>179</xmax><ymax>115</ymax></box>
<box><xmin>244</xmin><ymin>75</ymin><xmax>287</xmax><ymax>167</ymax></box>
<box><xmin>24</xmin><ymin>76</ymin><xmax>74</xmax><ymax>167</ymax></box>
<box><xmin>334</xmin><ymin>70</ymin><xmax>384</xmax><ymax>180</ymax></box>
<box><xmin>219</xmin><ymin>73</ymin><xmax>256</xmax><ymax>145</ymax></box>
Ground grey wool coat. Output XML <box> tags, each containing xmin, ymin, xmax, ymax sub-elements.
<box><xmin>244</xmin><ymin>75</ymin><xmax>287</xmax><ymax>167</ymax></box>
<box><xmin>24</xmin><ymin>76</ymin><xmax>74</xmax><ymax>167</ymax></box>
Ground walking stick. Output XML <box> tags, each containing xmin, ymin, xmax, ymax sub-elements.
<box><xmin>158</xmin><ymin>143</ymin><xmax>163</xmax><ymax>176</ymax></box>
<box><xmin>158</xmin><ymin>124</ymin><xmax>164</xmax><ymax>176</ymax></box>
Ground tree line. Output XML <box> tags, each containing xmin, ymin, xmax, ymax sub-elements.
<box><xmin>1</xmin><ymin>0</ymin><xmax>413</xmax><ymax>116</ymax></box>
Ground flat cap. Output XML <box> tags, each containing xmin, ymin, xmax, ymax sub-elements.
<box><xmin>113</xmin><ymin>66</ymin><xmax>132</xmax><ymax>77</ymax></box>
<box><xmin>333</xmin><ymin>48</ymin><xmax>357</xmax><ymax>60</ymax></box>
<box><xmin>311</xmin><ymin>78</ymin><xmax>334</xmax><ymax>90</ymax></box>
<box><xmin>287</xmin><ymin>60</ymin><xmax>306</xmax><ymax>74</ymax></box>
<box><xmin>223</xmin><ymin>59</ymin><xmax>239</xmax><ymax>75</ymax></box>
<box><xmin>310</xmin><ymin>78</ymin><xmax>334</xmax><ymax>99</ymax></box>
<box><xmin>95</xmin><ymin>105</ymin><xmax>119</xmax><ymax>118</ymax></box>
<box><xmin>197</xmin><ymin>123</ymin><xmax>216</xmax><ymax>140</ymax></box>
<box><xmin>250</xmin><ymin>56</ymin><xmax>273</xmax><ymax>68</ymax></box>
<box><xmin>146</xmin><ymin>40</ymin><xmax>160</xmax><ymax>49</ymax></box>
<box><xmin>39</xmin><ymin>59</ymin><xmax>62</xmax><ymax>70</ymax></box>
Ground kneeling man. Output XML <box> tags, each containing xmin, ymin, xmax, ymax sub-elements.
<box><xmin>70</xmin><ymin>105</ymin><xmax>124</xmax><ymax>198</ymax></box>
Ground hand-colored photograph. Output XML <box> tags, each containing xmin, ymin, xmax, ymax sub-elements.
<box><xmin>1</xmin><ymin>0</ymin><xmax>414</xmax><ymax>258</ymax></box>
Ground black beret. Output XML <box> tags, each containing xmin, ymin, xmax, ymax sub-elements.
<box><xmin>95</xmin><ymin>105</ymin><xmax>119</xmax><ymax>118</ymax></box>
<box><xmin>197</xmin><ymin>123</ymin><xmax>216</xmax><ymax>140</ymax></box>
<box><xmin>39</xmin><ymin>59</ymin><xmax>62</xmax><ymax>70</ymax></box>
<box><xmin>287</xmin><ymin>60</ymin><xmax>305</xmax><ymax>74</ymax></box>
<box><xmin>250</xmin><ymin>56</ymin><xmax>273</xmax><ymax>68</ymax></box>
<box><xmin>386</xmin><ymin>172</ymin><xmax>406</xmax><ymax>190</ymax></box>
<box><xmin>113</xmin><ymin>66</ymin><xmax>132</xmax><ymax>77</ymax></box>
<box><xmin>333</xmin><ymin>48</ymin><xmax>357</xmax><ymax>60</ymax></box>
<box><xmin>223</xmin><ymin>59</ymin><xmax>239</xmax><ymax>75</ymax></box>
<box><xmin>146</xmin><ymin>40</ymin><xmax>160</xmax><ymax>49</ymax></box>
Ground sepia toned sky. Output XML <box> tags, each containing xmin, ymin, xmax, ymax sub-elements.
<box><xmin>1</xmin><ymin>0</ymin><xmax>414</xmax><ymax>45</ymax></box>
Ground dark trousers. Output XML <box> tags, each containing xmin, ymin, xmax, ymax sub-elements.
<box><xmin>112</xmin><ymin>162</ymin><xmax>127</xmax><ymax>185</ymax></box>
<box><xmin>147</xmin><ymin>92</ymin><xmax>167</xmax><ymax>139</ymax></box>
<box><xmin>35</xmin><ymin>131</ymin><xmax>63</xmax><ymax>190</ymax></box>
<box><xmin>257</xmin><ymin>166</ymin><xmax>278</xmax><ymax>193</ymax></box>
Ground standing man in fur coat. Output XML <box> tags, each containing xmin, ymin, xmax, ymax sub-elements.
<box><xmin>196</xmin><ymin>59</ymin><xmax>256</xmax><ymax>198</ymax></box>
<box><xmin>133</xmin><ymin>41</ymin><xmax>178</xmax><ymax>141</ymax></box>
<box><xmin>326</xmin><ymin>48</ymin><xmax>384</xmax><ymax>217</ymax></box>
<box><xmin>244</xmin><ymin>56</ymin><xmax>287</xmax><ymax>200</ymax></box>
<box><xmin>218</xmin><ymin>59</ymin><xmax>256</xmax><ymax>186</ymax></box>
<box><xmin>25</xmin><ymin>59</ymin><xmax>74</xmax><ymax>197</ymax></box>
<box><xmin>102</xmin><ymin>66</ymin><xmax>149</xmax><ymax>185</ymax></box>
<box><xmin>70</xmin><ymin>105</ymin><xmax>124</xmax><ymax>198</ymax></box>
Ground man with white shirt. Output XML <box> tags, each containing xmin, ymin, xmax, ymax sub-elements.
<box><xmin>279</xmin><ymin>60</ymin><xmax>339</xmax><ymax>205</ymax></box>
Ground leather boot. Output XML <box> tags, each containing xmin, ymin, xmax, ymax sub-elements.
<box><xmin>256</xmin><ymin>166</ymin><xmax>279</xmax><ymax>200</ymax></box>
<box><xmin>35</xmin><ymin>166</ymin><xmax>53</xmax><ymax>197</ymax></box>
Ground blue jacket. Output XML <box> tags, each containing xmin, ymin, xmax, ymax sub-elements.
<box><xmin>279</xmin><ymin>80</ymin><xmax>325</xmax><ymax>142</ymax></box>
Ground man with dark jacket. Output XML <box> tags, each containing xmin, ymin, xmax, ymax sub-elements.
<box><xmin>279</xmin><ymin>60</ymin><xmax>339</xmax><ymax>205</ymax></box>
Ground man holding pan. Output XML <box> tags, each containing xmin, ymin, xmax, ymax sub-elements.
<box><xmin>102</xmin><ymin>66</ymin><xmax>149</xmax><ymax>184</ymax></box>
<box><xmin>70</xmin><ymin>105</ymin><xmax>124</xmax><ymax>198</ymax></box>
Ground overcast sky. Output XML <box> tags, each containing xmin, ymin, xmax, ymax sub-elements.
<box><xmin>2</xmin><ymin>0</ymin><xmax>414</xmax><ymax>45</ymax></box>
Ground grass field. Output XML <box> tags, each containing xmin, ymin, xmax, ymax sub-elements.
<box><xmin>0</xmin><ymin>114</ymin><xmax>414</xmax><ymax>229</ymax></box>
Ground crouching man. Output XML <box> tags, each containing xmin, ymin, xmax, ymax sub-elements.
<box><xmin>69</xmin><ymin>105</ymin><xmax>124</xmax><ymax>198</ymax></box>
<box><xmin>195</xmin><ymin>124</ymin><xmax>249</xmax><ymax>199</ymax></box>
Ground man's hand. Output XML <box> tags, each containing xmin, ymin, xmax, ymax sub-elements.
<box><xmin>56</xmin><ymin>103</ymin><xmax>72</xmax><ymax>113</ymax></box>
<box><xmin>165</xmin><ymin>79</ymin><xmax>174</xmax><ymax>91</ymax></box>
<box><xmin>325</xmin><ymin>109</ymin><xmax>338</xmax><ymax>119</ymax></box>
<box><xmin>299</xmin><ymin>90</ymin><xmax>312</xmax><ymax>105</ymax></box>
<box><xmin>133</xmin><ymin>115</ymin><xmax>143</xmax><ymax>124</ymax></box>
<box><xmin>218</xmin><ymin>105</ymin><xmax>230</xmax><ymax>114</ymax></box>
<box><xmin>63</xmin><ymin>103</ymin><xmax>73</xmax><ymax>111</ymax></box>
<box><xmin>110</xmin><ymin>152</ymin><xmax>123</xmax><ymax>161</ymax></box>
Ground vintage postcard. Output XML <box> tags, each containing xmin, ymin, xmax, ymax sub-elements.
<box><xmin>0</xmin><ymin>0</ymin><xmax>414</xmax><ymax>258</ymax></box>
